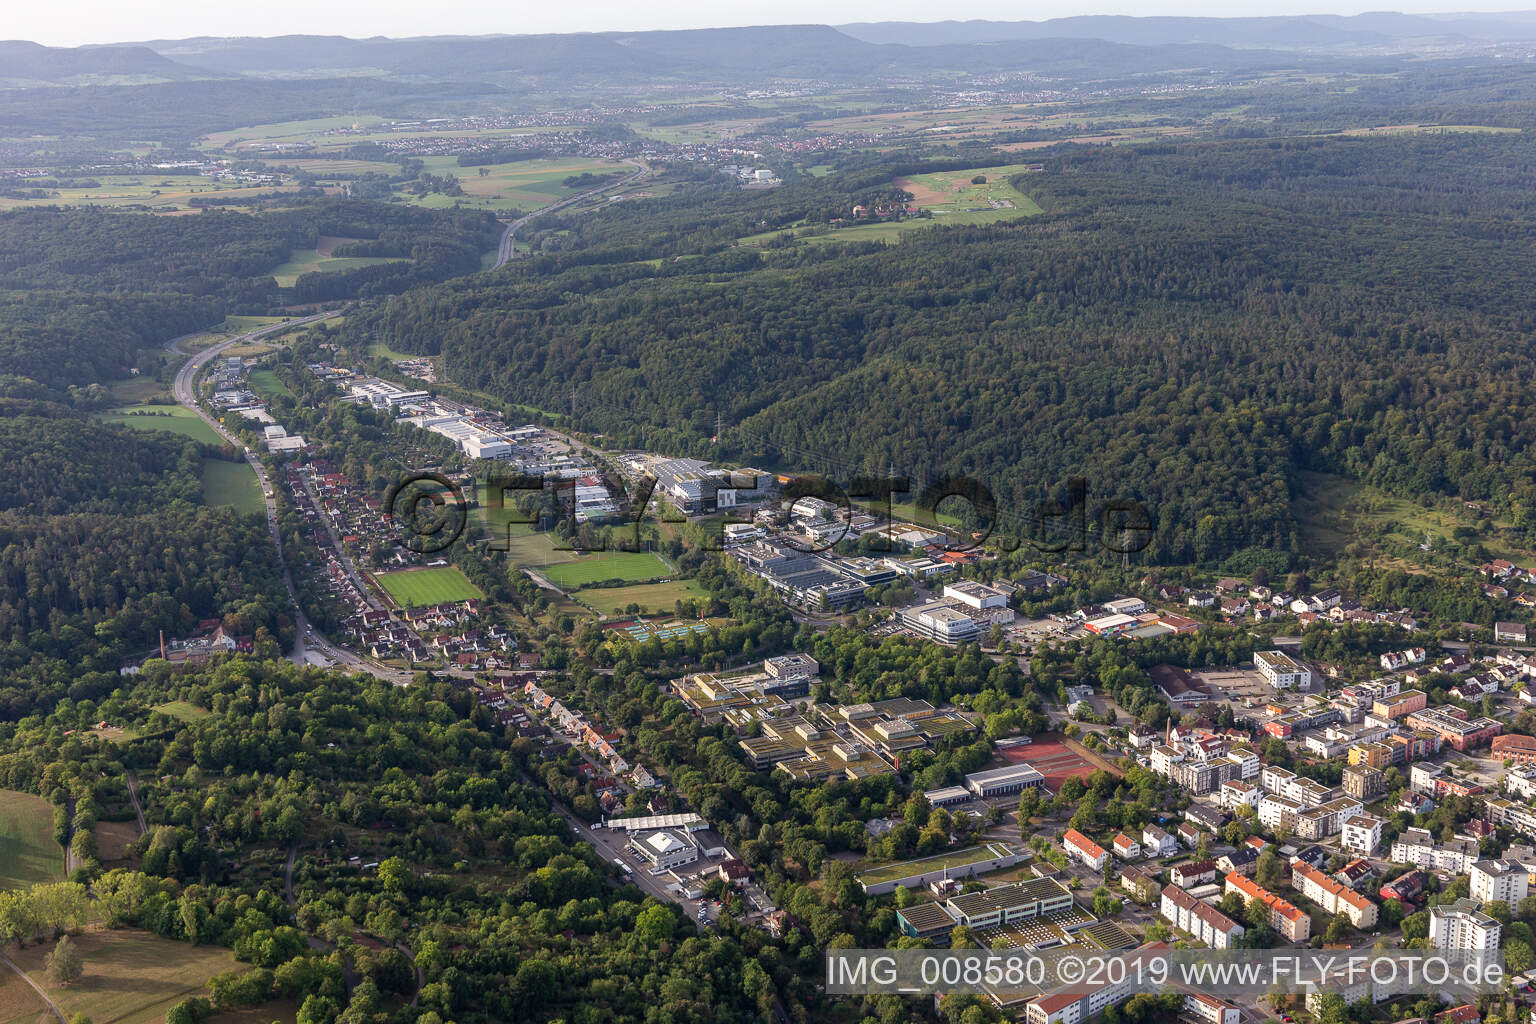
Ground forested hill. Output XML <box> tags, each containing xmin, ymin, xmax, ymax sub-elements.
<box><xmin>0</xmin><ymin>403</ymin><xmax>290</xmax><ymax>719</ymax></box>
<box><xmin>0</xmin><ymin>202</ymin><xmax>500</xmax><ymax>395</ymax></box>
<box><xmin>350</xmin><ymin>131</ymin><xmax>1536</xmax><ymax>565</ymax></box>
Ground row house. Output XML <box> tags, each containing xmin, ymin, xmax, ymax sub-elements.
<box><xmin>1226</xmin><ymin>872</ymin><xmax>1311</xmax><ymax>943</ymax></box>
<box><xmin>1291</xmin><ymin>860</ymin><xmax>1379</xmax><ymax>929</ymax></box>
<box><xmin>1160</xmin><ymin>885</ymin><xmax>1244</xmax><ymax>949</ymax></box>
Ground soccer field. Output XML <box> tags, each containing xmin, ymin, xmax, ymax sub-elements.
<box><xmin>378</xmin><ymin>566</ymin><xmax>484</xmax><ymax>607</ymax></box>
<box><xmin>540</xmin><ymin>552</ymin><xmax>673</xmax><ymax>588</ymax></box>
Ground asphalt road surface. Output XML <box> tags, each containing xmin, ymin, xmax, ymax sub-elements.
<box><xmin>167</xmin><ymin>316</ymin><xmax>411</xmax><ymax>685</ymax></box>
<box><xmin>492</xmin><ymin>161</ymin><xmax>648</xmax><ymax>270</ymax></box>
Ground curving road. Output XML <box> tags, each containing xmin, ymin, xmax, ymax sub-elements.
<box><xmin>168</xmin><ymin>317</ymin><xmax>410</xmax><ymax>684</ymax></box>
<box><xmin>492</xmin><ymin>160</ymin><xmax>648</xmax><ymax>270</ymax></box>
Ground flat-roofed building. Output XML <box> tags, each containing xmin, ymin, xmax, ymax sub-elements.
<box><xmin>764</xmin><ymin>653</ymin><xmax>818</xmax><ymax>680</ymax></box>
<box><xmin>1404</xmin><ymin>705</ymin><xmax>1502</xmax><ymax>751</ymax></box>
<box><xmin>923</xmin><ymin>785</ymin><xmax>971</xmax><ymax>808</ymax></box>
<box><xmin>965</xmin><ymin>763</ymin><xmax>1046</xmax><ymax>799</ymax></box>
<box><xmin>1373</xmin><ymin>689</ymin><xmax>1428</xmax><ymax>719</ymax></box>
<box><xmin>1254</xmin><ymin>650</ymin><xmax>1312</xmax><ymax>689</ymax></box>
<box><xmin>1083</xmin><ymin>613</ymin><xmax>1138</xmax><ymax>636</ymax></box>
<box><xmin>942</xmin><ymin>580</ymin><xmax>1011</xmax><ymax>611</ymax></box>
<box><xmin>896</xmin><ymin>901</ymin><xmax>960</xmax><ymax>943</ymax></box>
<box><xmin>1342</xmin><ymin>814</ymin><xmax>1385</xmax><ymax>857</ymax></box>
<box><xmin>943</xmin><ymin>877</ymin><xmax>1074</xmax><ymax>929</ymax></box>
<box><xmin>1343</xmin><ymin>764</ymin><xmax>1385</xmax><ymax>801</ymax></box>
<box><xmin>634</xmin><ymin>829</ymin><xmax>700</xmax><ymax>870</ymax></box>
<box><xmin>899</xmin><ymin>600</ymin><xmax>981</xmax><ymax>644</ymax></box>
<box><xmin>1104</xmin><ymin>597</ymin><xmax>1148</xmax><ymax>616</ymax></box>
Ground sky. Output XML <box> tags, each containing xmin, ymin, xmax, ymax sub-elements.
<box><xmin>11</xmin><ymin>1</ymin><xmax>1536</xmax><ymax>47</ymax></box>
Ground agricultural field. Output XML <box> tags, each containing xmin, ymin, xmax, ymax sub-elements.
<box><xmin>270</xmin><ymin>247</ymin><xmax>405</xmax><ymax>287</ymax></box>
<box><xmin>893</xmin><ymin>163</ymin><xmax>1044</xmax><ymax>223</ymax></box>
<box><xmin>200</xmin><ymin>459</ymin><xmax>264</xmax><ymax>514</ymax></box>
<box><xmin>106</xmin><ymin>376</ymin><xmax>167</xmax><ymax>404</ymax></box>
<box><xmin>95</xmin><ymin>405</ymin><xmax>224</xmax><ymax>445</ymax></box>
<box><xmin>0</xmin><ymin>174</ymin><xmax>300</xmax><ymax>212</ymax></box>
<box><xmin>575</xmin><ymin>579</ymin><xmax>709</xmax><ymax>616</ymax></box>
<box><xmin>201</xmin><ymin>115</ymin><xmax>388</xmax><ymax>149</ymax></box>
<box><xmin>405</xmin><ymin>156</ymin><xmax>631</xmax><ymax>213</ymax></box>
<box><xmin>367</xmin><ymin>339</ymin><xmax>424</xmax><ymax>361</ymax></box>
<box><xmin>219</xmin><ymin>316</ymin><xmax>289</xmax><ymax>333</ymax></box>
<box><xmin>205</xmin><ymin>1000</ymin><xmax>300</xmax><ymax>1024</ymax></box>
<box><xmin>9</xmin><ymin>929</ymin><xmax>247</xmax><ymax>1024</ymax></box>
<box><xmin>377</xmin><ymin>566</ymin><xmax>484</xmax><ymax>608</ymax></box>
<box><xmin>740</xmin><ymin>163</ymin><xmax>1042</xmax><ymax>249</ymax></box>
<box><xmin>0</xmin><ymin>967</ymin><xmax>52</xmax><ymax>1024</ymax></box>
<box><xmin>0</xmin><ymin>790</ymin><xmax>61</xmax><ymax>891</ymax></box>
<box><xmin>539</xmin><ymin>552</ymin><xmax>673</xmax><ymax>589</ymax></box>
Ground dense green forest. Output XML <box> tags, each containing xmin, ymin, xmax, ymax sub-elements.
<box><xmin>0</xmin><ymin>202</ymin><xmax>500</xmax><ymax>394</ymax></box>
<box><xmin>349</xmin><ymin>130</ymin><xmax>1536</xmax><ymax>563</ymax></box>
<box><xmin>0</xmin><ymin>660</ymin><xmax>818</xmax><ymax>1024</ymax></box>
<box><xmin>0</xmin><ymin>402</ymin><xmax>289</xmax><ymax>719</ymax></box>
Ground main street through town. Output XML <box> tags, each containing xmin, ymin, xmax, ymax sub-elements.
<box><xmin>168</xmin><ymin>316</ymin><xmax>412</xmax><ymax>684</ymax></box>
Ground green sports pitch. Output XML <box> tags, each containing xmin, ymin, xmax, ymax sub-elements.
<box><xmin>377</xmin><ymin>566</ymin><xmax>484</xmax><ymax>608</ymax></box>
<box><xmin>539</xmin><ymin>552</ymin><xmax>673</xmax><ymax>588</ymax></box>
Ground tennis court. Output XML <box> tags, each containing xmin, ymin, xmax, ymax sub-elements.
<box><xmin>999</xmin><ymin>734</ymin><xmax>1116</xmax><ymax>790</ymax></box>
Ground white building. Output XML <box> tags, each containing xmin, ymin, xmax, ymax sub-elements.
<box><xmin>1258</xmin><ymin>795</ymin><xmax>1302</xmax><ymax>832</ymax></box>
<box><xmin>1341</xmin><ymin>814</ymin><xmax>1384</xmax><ymax>857</ymax></box>
<box><xmin>1429</xmin><ymin>898</ymin><xmax>1501</xmax><ymax>953</ymax></box>
<box><xmin>899</xmin><ymin>600</ymin><xmax>981</xmax><ymax>644</ymax></box>
<box><xmin>1471</xmin><ymin>860</ymin><xmax>1530</xmax><ymax>906</ymax></box>
<box><xmin>1142</xmin><ymin>824</ymin><xmax>1177</xmax><ymax>858</ymax></box>
<box><xmin>1183</xmin><ymin>993</ymin><xmax>1242</xmax><ymax>1024</ymax></box>
<box><xmin>1220</xmin><ymin>779</ymin><xmax>1260</xmax><ymax>810</ymax></box>
<box><xmin>1391</xmin><ymin>827</ymin><xmax>1481</xmax><ymax>874</ymax></box>
<box><xmin>1160</xmin><ymin>884</ymin><xmax>1243</xmax><ymax>949</ymax></box>
<box><xmin>1254</xmin><ymin>650</ymin><xmax>1312</xmax><ymax>690</ymax></box>
<box><xmin>635</xmin><ymin>830</ymin><xmax>700</xmax><ymax>871</ymax></box>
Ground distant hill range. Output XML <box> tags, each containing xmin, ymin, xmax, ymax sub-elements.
<box><xmin>836</xmin><ymin>11</ymin><xmax>1536</xmax><ymax>49</ymax></box>
<box><xmin>0</xmin><ymin>40</ymin><xmax>221</xmax><ymax>85</ymax></box>
<box><xmin>2</xmin><ymin>12</ymin><xmax>1534</xmax><ymax>88</ymax></box>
